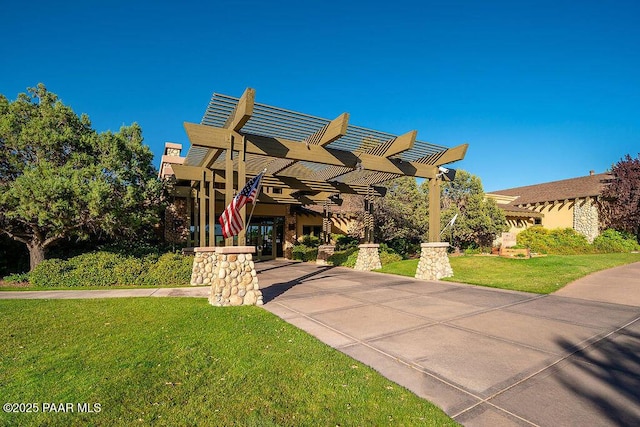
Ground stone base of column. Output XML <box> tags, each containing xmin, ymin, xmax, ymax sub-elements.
<box><xmin>190</xmin><ymin>246</ymin><xmax>263</xmax><ymax>306</ymax></box>
<box><xmin>190</xmin><ymin>247</ymin><xmax>215</xmax><ymax>285</ymax></box>
<box><xmin>316</xmin><ymin>245</ymin><xmax>335</xmax><ymax>265</ymax></box>
<box><xmin>354</xmin><ymin>244</ymin><xmax>382</xmax><ymax>271</ymax></box>
<box><xmin>415</xmin><ymin>242</ymin><xmax>453</xmax><ymax>280</ymax></box>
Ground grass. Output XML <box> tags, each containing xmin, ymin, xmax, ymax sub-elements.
<box><xmin>376</xmin><ymin>253</ymin><xmax>640</xmax><ymax>294</ymax></box>
<box><xmin>0</xmin><ymin>298</ymin><xmax>457</xmax><ymax>426</ymax></box>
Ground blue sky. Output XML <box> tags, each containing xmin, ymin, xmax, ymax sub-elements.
<box><xmin>2</xmin><ymin>0</ymin><xmax>638</xmax><ymax>191</ymax></box>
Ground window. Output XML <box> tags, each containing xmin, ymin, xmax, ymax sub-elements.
<box><xmin>302</xmin><ymin>225</ymin><xmax>322</xmax><ymax>237</ymax></box>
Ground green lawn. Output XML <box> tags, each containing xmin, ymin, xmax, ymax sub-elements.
<box><xmin>376</xmin><ymin>253</ymin><xmax>640</xmax><ymax>294</ymax></box>
<box><xmin>0</xmin><ymin>298</ymin><xmax>457</xmax><ymax>427</ymax></box>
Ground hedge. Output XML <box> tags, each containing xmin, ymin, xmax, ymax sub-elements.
<box><xmin>29</xmin><ymin>251</ymin><xmax>192</xmax><ymax>287</ymax></box>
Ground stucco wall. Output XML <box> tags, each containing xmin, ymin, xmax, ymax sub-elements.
<box><xmin>538</xmin><ymin>202</ymin><xmax>574</xmax><ymax>229</ymax></box>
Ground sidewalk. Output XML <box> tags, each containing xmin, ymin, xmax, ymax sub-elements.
<box><xmin>1</xmin><ymin>261</ymin><xmax>639</xmax><ymax>426</ymax></box>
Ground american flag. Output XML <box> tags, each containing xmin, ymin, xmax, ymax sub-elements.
<box><xmin>219</xmin><ymin>172</ymin><xmax>264</xmax><ymax>239</ymax></box>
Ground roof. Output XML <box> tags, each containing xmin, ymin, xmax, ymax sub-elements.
<box><xmin>488</xmin><ymin>173</ymin><xmax>613</xmax><ymax>206</ymax></box>
<box><xmin>201</xmin><ymin>92</ymin><xmax>449</xmax><ymax>163</ymax></box>
<box><xmin>498</xmin><ymin>205</ymin><xmax>544</xmax><ymax>218</ymax></box>
<box><xmin>173</xmin><ymin>88</ymin><xmax>468</xmax><ymax>205</ymax></box>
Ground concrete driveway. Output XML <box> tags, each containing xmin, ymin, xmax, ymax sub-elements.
<box><xmin>2</xmin><ymin>260</ymin><xmax>638</xmax><ymax>425</ymax></box>
<box><xmin>258</xmin><ymin>261</ymin><xmax>640</xmax><ymax>426</ymax></box>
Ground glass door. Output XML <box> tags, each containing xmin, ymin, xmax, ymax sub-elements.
<box><xmin>247</xmin><ymin>217</ymin><xmax>275</xmax><ymax>261</ymax></box>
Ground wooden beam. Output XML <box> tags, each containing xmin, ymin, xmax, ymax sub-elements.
<box><xmin>199</xmin><ymin>171</ymin><xmax>206</xmax><ymax>245</ymax></box>
<box><xmin>184</xmin><ymin>122</ymin><xmax>438</xmax><ymax>179</ymax></box>
<box><xmin>224</xmin><ymin>87</ymin><xmax>255</xmax><ymax>132</ymax></box>
<box><xmin>202</xmin><ymin>148</ymin><xmax>224</xmax><ymax>168</ymax></box>
<box><xmin>317</xmin><ymin>112</ymin><xmax>349</xmax><ymax>146</ymax></box>
<box><xmin>433</xmin><ymin>143</ymin><xmax>469</xmax><ymax>166</ymax></box>
<box><xmin>237</xmin><ymin>135</ymin><xmax>247</xmax><ymax>245</ymax></box>
<box><xmin>225</xmin><ymin>135</ymin><xmax>234</xmax><ymax>246</ymax></box>
<box><xmin>172</xmin><ymin>164</ymin><xmax>210</xmax><ymax>182</ymax></box>
<box><xmin>429</xmin><ymin>178</ymin><xmax>441</xmax><ymax>242</ymax></box>
<box><xmin>381</xmin><ymin>130</ymin><xmax>417</xmax><ymax>158</ymax></box>
<box><xmin>208</xmin><ymin>170</ymin><xmax>215</xmax><ymax>246</ymax></box>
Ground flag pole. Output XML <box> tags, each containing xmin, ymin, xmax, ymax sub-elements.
<box><xmin>245</xmin><ymin>169</ymin><xmax>267</xmax><ymax>231</ymax></box>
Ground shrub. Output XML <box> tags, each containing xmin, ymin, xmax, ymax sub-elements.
<box><xmin>299</xmin><ymin>235</ymin><xmax>321</xmax><ymax>248</ymax></box>
<box><xmin>378</xmin><ymin>243</ymin><xmax>402</xmax><ymax>265</ymax></box>
<box><xmin>139</xmin><ymin>252</ymin><xmax>192</xmax><ymax>286</ymax></box>
<box><xmin>385</xmin><ymin>238</ymin><xmax>420</xmax><ymax>259</ymax></box>
<box><xmin>292</xmin><ymin>245</ymin><xmax>318</xmax><ymax>262</ymax></box>
<box><xmin>328</xmin><ymin>247</ymin><xmax>359</xmax><ymax>267</ymax></box>
<box><xmin>593</xmin><ymin>229</ymin><xmax>640</xmax><ymax>253</ymax></box>
<box><xmin>2</xmin><ymin>272</ymin><xmax>30</xmax><ymax>284</ymax></box>
<box><xmin>30</xmin><ymin>258</ymin><xmax>77</xmax><ymax>287</ymax></box>
<box><xmin>517</xmin><ymin>227</ymin><xmax>592</xmax><ymax>254</ymax></box>
<box><xmin>334</xmin><ymin>234</ymin><xmax>359</xmax><ymax>251</ymax></box>
<box><xmin>379</xmin><ymin>251</ymin><xmax>402</xmax><ymax>265</ymax></box>
<box><xmin>30</xmin><ymin>251</ymin><xmax>192</xmax><ymax>287</ymax></box>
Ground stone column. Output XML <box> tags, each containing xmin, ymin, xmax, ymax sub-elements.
<box><xmin>284</xmin><ymin>205</ymin><xmax>296</xmax><ymax>259</ymax></box>
<box><xmin>190</xmin><ymin>247</ymin><xmax>215</xmax><ymax>286</ymax></box>
<box><xmin>316</xmin><ymin>245</ymin><xmax>335</xmax><ymax>265</ymax></box>
<box><xmin>190</xmin><ymin>246</ymin><xmax>262</xmax><ymax>306</ymax></box>
<box><xmin>415</xmin><ymin>242</ymin><xmax>453</xmax><ymax>280</ymax></box>
<box><xmin>354</xmin><ymin>244</ymin><xmax>382</xmax><ymax>271</ymax></box>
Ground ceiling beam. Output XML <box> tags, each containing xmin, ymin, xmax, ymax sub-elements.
<box><xmin>172</xmin><ymin>164</ymin><xmax>386</xmax><ymax>197</ymax></box>
<box><xmin>184</xmin><ymin>122</ymin><xmax>438</xmax><ymax>179</ymax></box>
<box><xmin>201</xmin><ymin>148</ymin><xmax>224</xmax><ymax>168</ymax></box>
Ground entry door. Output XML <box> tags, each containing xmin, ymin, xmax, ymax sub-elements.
<box><xmin>247</xmin><ymin>220</ymin><xmax>275</xmax><ymax>261</ymax></box>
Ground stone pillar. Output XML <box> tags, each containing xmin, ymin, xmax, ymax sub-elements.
<box><xmin>190</xmin><ymin>246</ymin><xmax>262</xmax><ymax>306</ymax></box>
<box><xmin>415</xmin><ymin>242</ymin><xmax>453</xmax><ymax>280</ymax></box>
<box><xmin>190</xmin><ymin>247</ymin><xmax>215</xmax><ymax>286</ymax></box>
<box><xmin>316</xmin><ymin>245</ymin><xmax>335</xmax><ymax>265</ymax></box>
<box><xmin>284</xmin><ymin>205</ymin><xmax>297</xmax><ymax>259</ymax></box>
<box><xmin>354</xmin><ymin>244</ymin><xmax>382</xmax><ymax>271</ymax></box>
<box><xmin>573</xmin><ymin>197</ymin><xmax>599</xmax><ymax>243</ymax></box>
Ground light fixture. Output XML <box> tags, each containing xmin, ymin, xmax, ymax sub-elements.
<box><xmin>437</xmin><ymin>166</ymin><xmax>456</xmax><ymax>181</ymax></box>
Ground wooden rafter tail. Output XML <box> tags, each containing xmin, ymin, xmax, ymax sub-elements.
<box><xmin>224</xmin><ymin>87</ymin><xmax>255</xmax><ymax>132</ymax></box>
<box><xmin>317</xmin><ymin>112</ymin><xmax>349</xmax><ymax>146</ymax></box>
<box><xmin>381</xmin><ymin>130</ymin><xmax>417</xmax><ymax>158</ymax></box>
<box><xmin>184</xmin><ymin>122</ymin><xmax>439</xmax><ymax>179</ymax></box>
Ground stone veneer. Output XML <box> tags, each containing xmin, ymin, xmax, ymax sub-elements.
<box><xmin>316</xmin><ymin>245</ymin><xmax>335</xmax><ymax>265</ymax></box>
<box><xmin>191</xmin><ymin>246</ymin><xmax>263</xmax><ymax>307</ymax></box>
<box><xmin>354</xmin><ymin>244</ymin><xmax>382</xmax><ymax>271</ymax></box>
<box><xmin>284</xmin><ymin>205</ymin><xmax>297</xmax><ymax>259</ymax></box>
<box><xmin>573</xmin><ymin>197</ymin><xmax>599</xmax><ymax>243</ymax></box>
<box><xmin>415</xmin><ymin>242</ymin><xmax>453</xmax><ymax>280</ymax></box>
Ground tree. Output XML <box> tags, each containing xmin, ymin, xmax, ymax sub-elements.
<box><xmin>435</xmin><ymin>170</ymin><xmax>507</xmax><ymax>249</ymax></box>
<box><xmin>599</xmin><ymin>154</ymin><xmax>640</xmax><ymax>239</ymax></box>
<box><xmin>374</xmin><ymin>176</ymin><xmax>427</xmax><ymax>254</ymax></box>
<box><xmin>0</xmin><ymin>84</ymin><xmax>163</xmax><ymax>270</ymax></box>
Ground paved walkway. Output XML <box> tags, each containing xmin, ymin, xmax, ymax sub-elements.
<box><xmin>1</xmin><ymin>261</ymin><xmax>639</xmax><ymax>426</ymax></box>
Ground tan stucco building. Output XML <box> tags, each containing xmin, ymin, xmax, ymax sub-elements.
<box><xmin>487</xmin><ymin>171</ymin><xmax>612</xmax><ymax>243</ymax></box>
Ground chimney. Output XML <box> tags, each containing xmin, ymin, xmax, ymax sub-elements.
<box><xmin>589</xmin><ymin>170</ymin><xmax>595</xmax><ymax>176</ymax></box>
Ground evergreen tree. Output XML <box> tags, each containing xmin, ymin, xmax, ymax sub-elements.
<box><xmin>0</xmin><ymin>84</ymin><xmax>163</xmax><ymax>270</ymax></box>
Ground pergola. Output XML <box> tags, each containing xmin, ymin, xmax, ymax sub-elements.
<box><xmin>171</xmin><ymin>88</ymin><xmax>468</xmax><ymax>247</ymax></box>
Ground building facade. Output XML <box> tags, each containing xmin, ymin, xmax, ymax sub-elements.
<box><xmin>487</xmin><ymin>171</ymin><xmax>612</xmax><ymax>243</ymax></box>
